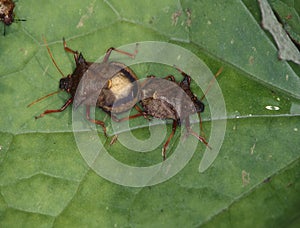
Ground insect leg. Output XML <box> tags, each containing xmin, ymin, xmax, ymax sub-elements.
<box><xmin>110</xmin><ymin>112</ymin><xmax>144</xmax><ymax>122</ymax></box>
<box><xmin>134</xmin><ymin>104</ymin><xmax>144</xmax><ymax>114</ymax></box>
<box><xmin>197</xmin><ymin>112</ymin><xmax>206</xmax><ymax>138</ymax></box>
<box><xmin>188</xmin><ymin>130</ymin><xmax>211</xmax><ymax>149</ymax></box>
<box><xmin>109</xmin><ymin>135</ymin><xmax>118</xmax><ymax>145</ymax></box>
<box><xmin>184</xmin><ymin>117</ymin><xmax>211</xmax><ymax>149</ymax></box>
<box><xmin>162</xmin><ymin>120</ymin><xmax>177</xmax><ymax>160</ymax></box>
<box><xmin>164</xmin><ymin>75</ymin><xmax>176</xmax><ymax>81</ymax></box>
<box><xmin>134</xmin><ymin>105</ymin><xmax>150</xmax><ymax>120</ymax></box>
<box><xmin>109</xmin><ymin>111</ymin><xmax>144</xmax><ymax>146</ymax></box>
<box><xmin>146</xmin><ymin>75</ymin><xmax>155</xmax><ymax>78</ymax></box>
<box><xmin>173</xmin><ymin>66</ymin><xmax>191</xmax><ymax>81</ymax></box>
<box><xmin>85</xmin><ymin>105</ymin><xmax>107</xmax><ymax>137</ymax></box>
<box><xmin>110</xmin><ymin>104</ymin><xmax>149</xmax><ymax>122</ymax></box>
<box><xmin>146</xmin><ymin>75</ymin><xmax>176</xmax><ymax>81</ymax></box>
<box><xmin>35</xmin><ymin>97</ymin><xmax>73</xmax><ymax>119</ymax></box>
<box><xmin>103</xmin><ymin>44</ymin><xmax>138</xmax><ymax>63</ymax></box>
<box><xmin>62</xmin><ymin>38</ymin><xmax>80</xmax><ymax>60</ymax></box>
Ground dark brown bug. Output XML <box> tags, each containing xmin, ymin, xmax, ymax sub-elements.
<box><xmin>0</xmin><ymin>0</ymin><xmax>25</xmax><ymax>35</ymax></box>
<box><xmin>139</xmin><ymin>67</ymin><xmax>222</xmax><ymax>160</ymax></box>
<box><xmin>29</xmin><ymin>38</ymin><xmax>141</xmax><ymax>136</ymax></box>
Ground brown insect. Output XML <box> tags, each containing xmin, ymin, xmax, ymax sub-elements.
<box><xmin>28</xmin><ymin>38</ymin><xmax>141</xmax><ymax>136</ymax></box>
<box><xmin>0</xmin><ymin>0</ymin><xmax>25</xmax><ymax>35</ymax></box>
<box><xmin>139</xmin><ymin>67</ymin><xmax>222</xmax><ymax>160</ymax></box>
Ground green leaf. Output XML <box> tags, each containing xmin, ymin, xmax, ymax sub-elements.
<box><xmin>0</xmin><ymin>0</ymin><xmax>300</xmax><ymax>227</ymax></box>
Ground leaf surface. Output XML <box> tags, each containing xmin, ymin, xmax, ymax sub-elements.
<box><xmin>0</xmin><ymin>0</ymin><xmax>299</xmax><ymax>227</ymax></box>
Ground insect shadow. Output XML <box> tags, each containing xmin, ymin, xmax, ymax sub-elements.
<box><xmin>28</xmin><ymin>38</ymin><xmax>142</xmax><ymax>136</ymax></box>
<box><xmin>0</xmin><ymin>0</ymin><xmax>26</xmax><ymax>35</ymax></box>
<box><xmin>137</xmin><ymin>66</ymin><xmax>223</xmax><ymax>160</ymax></box>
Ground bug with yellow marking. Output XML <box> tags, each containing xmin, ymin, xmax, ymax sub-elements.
<box><xmin>29</xmin><ymin>38</ymin><xmax>141</xmax><ymax>136</ymax></box>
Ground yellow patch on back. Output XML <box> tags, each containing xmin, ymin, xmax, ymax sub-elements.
<box><xmin>109</xmin><ymin>73</ymin><xmax>133</xmax><ymax>100</ymax></box>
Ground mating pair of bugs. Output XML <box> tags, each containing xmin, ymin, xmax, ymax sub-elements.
<box><xmin>29</xmin><ymin>39</ymin><xmax>222</xmax><ymax>160</ymax></box>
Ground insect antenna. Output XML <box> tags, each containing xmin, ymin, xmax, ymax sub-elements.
<box><xmin>198</xmin><ymin>67</ymin><xmax>223</xmax><ymax>137</ymax></box>
<box><xmin>27</xmin><ymin>37</ymin><xmax>66</xmax><ymax>108</ymax></box>
<box><xmin>42</xmin><ymin>36</ymin><xmax>65</xmax><ymax>77</ymax></box>
<box><xmin>27</xmin><ymin>90</ymin><xmax>61</xmax><ymax>108</ymax></box>
<box><xmin>200</xmin><ymin>67</ymin><xmax>223</xmax><ymax>101</ymax></box>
